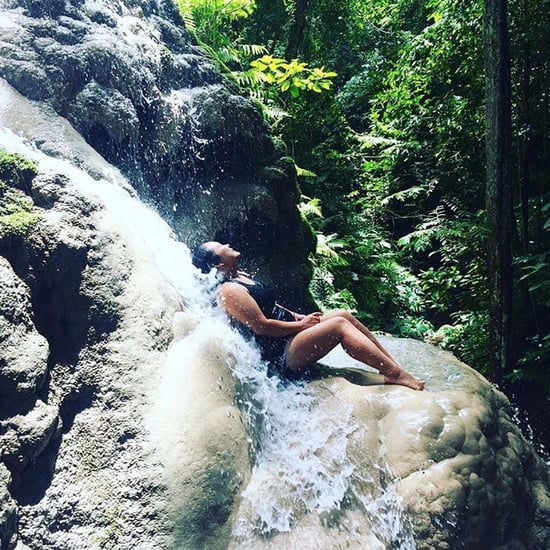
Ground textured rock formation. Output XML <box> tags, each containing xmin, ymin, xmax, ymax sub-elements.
<box><xmin>0</xmin><ymin>465</ymin><xmax>16</xmax><ymax>550</ymax></box>
<box><xmin>320</xmin><ymin>343</ymin><xmax>550</xmax><ymax>550</ymax></box>
<box><xmin>0</xmin><ymin>257</ymin><xmax>49</xmax><ymax>412</ymax></box>
<box><xmin>0</xmin><ymin>159</ymin><xmax>181</xmax><ymax>548</ymax></box>
<box><xmin>0</xmin><ymin>1</ymin><xmax>549</xmax><ymax>550</ymax></box>
<box><xmin>0</xmin><ymin>0</ymin><xmax>315</xmax><ymax>302</ymax></box>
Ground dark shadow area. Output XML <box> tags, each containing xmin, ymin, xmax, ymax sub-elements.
<box><xmin>10</xmin><ymin>383</ymin><xmax>95</xmax><ymax>506</ymax></box>
<box><xmin>10</xmin><ymin>433</ymin><xmax>62</xmax><ymax>506</ymax></box>
<box><xmin>0</xmin><ymin>231</ymin><xmax>96</xmax><ymax>366</ymax></box>
<box><xmin>279</xmin><ymin>363</ymin><xmax>383</xmax><ymax>387</ymax></box>
<box><xmin>58</xmin><ymin>383</ymin><xmax>95</xmax><ymax>434</ymax></box>
<box><xmin>511</xmin><ymin>383</ymin><xmax>550</xmax><ymax>461</ymax></box>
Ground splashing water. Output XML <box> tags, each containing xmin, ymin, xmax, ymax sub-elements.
<box><xmin>0</xmin><ymin>93</ymin><xmax>415</xmax><ymax>549</ymax></box>
<box><xmin>227</xmin><ymin>342</ymin><xmax>416</xmax><ymax>549</ymax></box>
<box><xmin>233</xmin><ymin>371</ymin><xmax>356</xmax><ymax>533</ymax></box>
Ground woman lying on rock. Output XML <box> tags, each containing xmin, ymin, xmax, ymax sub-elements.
<box><xmin>192</xmin><ymin>241</ymin><xmax>424</xmax><ymax>391</ymax></box>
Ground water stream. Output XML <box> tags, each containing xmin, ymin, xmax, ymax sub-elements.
<box><xmin>0</xmin><ymin>116</ymin><xmax>416</xmax><ymax>548</ymax></box>
<box><xmin>228</xmin><ymin>351</ymin><xmax>416</xmax><ymax>549</ymax></box>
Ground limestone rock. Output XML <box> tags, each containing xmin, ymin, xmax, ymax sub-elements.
<box><xmin>148</xmin><ymin>313</ymin><xmax>251</xmax><ymax>550</ymax></box>
<box><xmin>0</xmin><ymin>257</ymin><xmax>48</xmax><ymax>410</ymax></box>
<box><xmin>0</xmin><ymin>401</ymin><xmax>60</xmax><ymax>472</ymax></box>
<box><xmin>306</xmin><ymin>341</ymin><xmax>550</xmax><ymax>550</ymax></box>
<box><xmin>0</xmin><ymin>130</ymin><xmax>185</xmax><ymax>548</ymax></box>
<box><xmin>0</xmin><ymin>465</ymin><xmax>16</xmax><ymax>550</ymax></box>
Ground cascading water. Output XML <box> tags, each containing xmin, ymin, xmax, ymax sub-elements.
<box><xmin>0</xmin><ymin>93</ymin><xmax>415</xmax><ymax>548</ymax></box>
<box><xmin>227</xmin><ymin>343</ymin><xmax>416</xmax><ymax>549</ymax></box>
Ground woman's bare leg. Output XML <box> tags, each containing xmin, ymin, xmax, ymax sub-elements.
<box><xmin>321</xmin><ymin>310</ymin><xmax>398</xmax><ymax>364</ymax></box>
<box><xmin>285</xmin><ymin>317</ymin><xmax>424</xmax><ymax>390</ymax></box>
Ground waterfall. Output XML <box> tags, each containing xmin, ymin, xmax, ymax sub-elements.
<box><xmin>0</xmin><ymin>99</ymin><xmax>415</xmax><ymax>548</ymax></box>
<box><xmin>228</xmin><ymin>349</ymin><xmax>416</xmax><ymax>549</ymax></box>
<box><xmin>0</xmin><ymin>90</ymin><xmax>414</xmax><ymax>549</ymax></box>
<box><xmin>2</xmin><ymin>79</ymin><xmax>550</xmax><ymax>550</ymax></box>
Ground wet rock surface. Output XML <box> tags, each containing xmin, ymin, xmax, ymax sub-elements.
<box><xmin>0</xmin><ymin>0</ymin><xmax>314</xmax><ymax>303</ymax></box>
<box><xmin>321</xmin><ymin>342</ymin><xmax>550</xmax><ymax>550</ymax></box>
<box><xmin>0</xmin><ymin>1</ymin><xmax>548</xmax><ymax>550</ymax></box>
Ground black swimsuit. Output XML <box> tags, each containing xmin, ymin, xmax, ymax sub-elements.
<box><xmin>225</xmin><ymin>278</ymin><xmax>289</xmax><ymax>375</ymax></box>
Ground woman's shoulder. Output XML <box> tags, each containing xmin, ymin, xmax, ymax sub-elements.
<box><xmin>219</xmin><ymin>279</ymin><xmax>250</xmax><ymax>296</ymax></box>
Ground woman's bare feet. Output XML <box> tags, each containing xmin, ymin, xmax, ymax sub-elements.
<box><xmin>384</xmin><ymin>367</ymin><xmax>425</xmax><ymax>390</ymax></box>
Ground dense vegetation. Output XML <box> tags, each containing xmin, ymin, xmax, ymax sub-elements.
<box><xmin>178</xmin><ymin>0</ymin><xmax>549</xmax><ymax>448</ymax></box>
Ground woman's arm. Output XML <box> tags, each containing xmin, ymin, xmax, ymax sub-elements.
<box><xmin>275</xmin><ymin>302</ymin><xmax>306</xmax><ymax>321</ymax></box>
<box><xmin>218</xmin><ymin>283</ymin><xmax>321</xmax><ymax>337</ymax></box>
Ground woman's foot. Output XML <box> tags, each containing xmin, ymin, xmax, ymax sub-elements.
<box><xmin>384</xmin><ymin>367</ymin><xmax>425</xmax><ymax>391</ymax></box>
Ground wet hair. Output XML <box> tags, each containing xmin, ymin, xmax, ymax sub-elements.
<box><xmin>192</xmin><ymin>244</ymin><xmax>220</xmax><ymax>274</ymax></box>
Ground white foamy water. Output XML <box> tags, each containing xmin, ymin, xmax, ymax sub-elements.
<box><xmin>0</xmin><ymin>125</ymin><xmax>204</xmax><ymax>307</ymax></box>
<box><xmin>0</xmin><ymin>96</ymin><xmax>415</xmax><ymax>549</ymax></box>
<box><xmin>228</xmin><ymin>349</ymin><xmax>416</xmax><ymax>549</ymax></box>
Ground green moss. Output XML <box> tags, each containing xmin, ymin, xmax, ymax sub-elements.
<box><xmin>0</xmin><ymin>149</ymin><xmax>40</xmax><ymax>238</ymax></box>
<box><xmin>0</xmin><ymin>191</ymin><xmax>40</xmax><ymax>237</ymax></box>
<box><xmin>0</xmin><ymin>148</ymin><xmax>38</xmax><ymax>192</ymax></box>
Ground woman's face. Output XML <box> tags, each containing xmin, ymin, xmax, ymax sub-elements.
<box><xmin>204</xmin><ymin>241</ymin><xmax>241</xmax><ymax>269</ymax></box>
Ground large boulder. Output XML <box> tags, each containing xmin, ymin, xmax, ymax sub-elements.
<box><xmin>0</xmin><ymin>156</ymin><xmax>185</xmax><ymax>549</ymax></box>
<box><xmin>329</xmin><ymin>341</ymin><xmax>550</xmax><ymax>550</ymax></box>
<box><xmin>220</xmin><ymin>341</ymin><xmax>550</xmax><ymax>550</ymax></box>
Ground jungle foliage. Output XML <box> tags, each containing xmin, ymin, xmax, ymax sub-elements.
<box><xmin>178</xmin><ymin>0</ymin><xmax>550</xmax><ymax>442</ymax></box>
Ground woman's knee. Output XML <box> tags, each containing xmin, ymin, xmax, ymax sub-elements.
<box><xmin>324</xmin><ymin>315</ymin><xmax>353</xmax><ymax>334</ymax></box>
<box><xmin>323</xmin><ymin>309</ymin><xmax>354</xmax><ymax>322</ymax></box>
<box><xmin>337</xmin><ymin>310</ymin><xmax>356</xmax><ymax>322</ymax></box>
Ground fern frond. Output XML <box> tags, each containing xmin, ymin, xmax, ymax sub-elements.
<box><xmin>176</xmin><ymin>0</ymin><xmax>197</xmax><ymax>32</ymax></box>
<box><xmin>356</xmin><ymin>133</ymin><xmax>399</xmax><ymax>149</ymax></box>
<box><xmin>215</xmin><ymin>46</ymin><xmax>241</xmax><ymax>64</ymax></box>
<box><xmin>262</xmin><ymin>104</ymin><xmax>289</xmax><ymax>121</ymax></box>
<box><xmin>232</xmin><ymin>69</ymin><xmax>267</xmax><ymax>87</ymax></box>
<box><xmin>295</xmin><ymin>164</ymin><xmax>317</xmax><ymax>178</ymax></box>
<box><xmin>298</xmin><ymin>195</ymin><xmax>323</xmax><ymax>219</ymax></box>
<box><xmin>238</xmin><ymin>43</ymin><xmax>268</xmax><ymax>57</ymax></box>
<box><xmin>381</xmin><ymin>185</ymin><xmax>426</xmax><ymax>205</ymax></box>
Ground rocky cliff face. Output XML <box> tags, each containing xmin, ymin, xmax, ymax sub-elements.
<box><xmin>0</xmin><ymin>141</ymin><xmax>191</xmax><ymax>547</ymax></box>
<box><xmin>0</xmin><ymin>0</ymin><xmax>314</xmax><ymax>300</ymax></box>
<box><xmin>0</xmin><ymin>1</ymin><xmax>549</xmax><ymax>550</ymax></box>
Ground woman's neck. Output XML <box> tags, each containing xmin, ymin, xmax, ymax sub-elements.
<box><xmin>224</xmin><ymin>270</ymin><xmax>255</xmax><ymax>283</ymax></box>
<box><xmin>235</xmin><ymin>272</ymin><xmax>256</xmax><ymax>282</ymax></box>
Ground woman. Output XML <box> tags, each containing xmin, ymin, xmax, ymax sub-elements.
<box><xmin>192</xmin><ymin>241</ymin><xmax>424</xmax><ymax>390</ymax></box>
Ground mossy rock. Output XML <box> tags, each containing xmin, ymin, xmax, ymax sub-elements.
<box><xmin>0</xmin><ymin>148</ymin><xmax>38</xmax><ymax>194</ymax></box>
<box><xmin>0</xmin><ymin>149</ymin><xmax>40</xmax><ymax>238</ymax></box>
<box><xmin>0</xmin><ymin>196</ymin><xmax>40</xmax><ymax>237</ymax></box>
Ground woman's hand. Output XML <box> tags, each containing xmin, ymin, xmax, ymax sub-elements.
<box><xmin>297</xmin><ymin>312</ymin><xmax>323</xmax><ymax>330</ymax></box>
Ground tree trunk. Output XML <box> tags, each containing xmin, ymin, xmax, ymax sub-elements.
<box><xmin>484</xmin><ymin>0</ymin><xmax>514</xmax><ymax>384</ymax></box>
<box><xmin>516</xmin><ymin>0</ymin><xmax>534</xmax><ymax>361</ymax></box>
<box><xmin>285</xmin><ymin>0</ymin><xmax>310</xmax><ymax>60</ymax></box>
<box><xmin>518</xmin><ymin>0</ymin><xmax>533</xmax><ymax>254</ymax></box>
